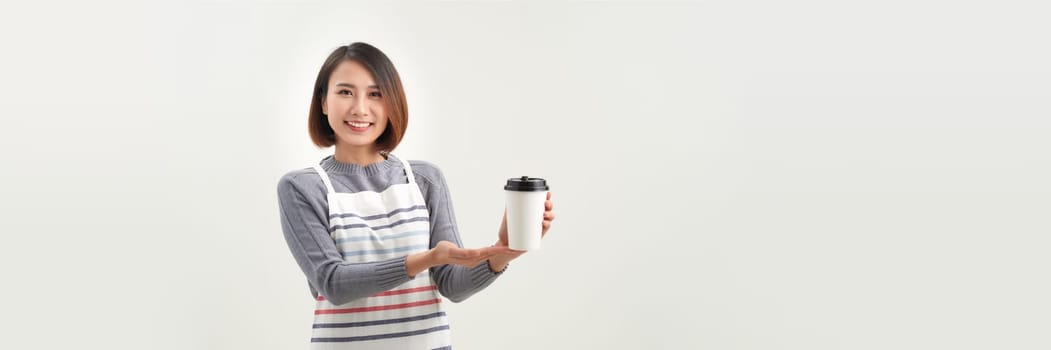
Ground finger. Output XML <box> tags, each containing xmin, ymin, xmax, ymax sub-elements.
<box><xmin>450</xmin><ymin>247</ymin><xmax>482</xmax><ymax>260</ymax></box>
<box><xmin>454</xmin><ymin>247</ymin><xmax>496</xmax><ymax>261</ymax></box>
<box><xmin>507</xmin><ymin>248</ymin><xmax>527</xmax><ymax>255</ymax></box>
<box><xmin>472</xmin><ymin>249</ymin><xmax>501</xmax><ymax>259</ymax></box>
<box><xmin>496</xmin><ymin>250</ymin><xmax>525</xmax><ymax>260</ymax></box>
<box><xmin>544</xmin><ymin>212</ymin><xmax>555</xmax><ymax>220</ymax></box>
<box><xmin>545</xmin><ymin>200</ymin><xmax>553</xmax><ymax>211</ymax></box>
<box><xmin>459</xmin><ymin>254</ymin><xmax>489</xmax><ymax>264</ymax></box>
<box><xmin>542</xmin><ymin>221</ymin><xmax>551</xmax><ymax>232</ymax></box>
<box><xmin>478</xmin><ymin>245</ymin><xmax>513</xmax><ymax>256</ymax></box>
<box><xmin>472</xmin><ymin>251</ymin><xmax>504</xmax><ymax>264</ymax></box>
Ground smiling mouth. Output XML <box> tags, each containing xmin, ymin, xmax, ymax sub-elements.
<box><xmin>344</xmin><ymin>121</ymin><xmax>374</xmax><ymax>131</ymax></box>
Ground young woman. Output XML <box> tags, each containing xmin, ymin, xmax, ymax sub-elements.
<box><xmin>277</xmin><ymin>42</ymin><xmax>555</xmax><ymax>349</ymax></box>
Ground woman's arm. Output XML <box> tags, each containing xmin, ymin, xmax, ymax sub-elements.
<box><xmin>278</xmin><ymin>170</ymin><xmax>506</xmax><ymax>305</ymax></box>
<box><xmin>278</xmin><ymin>172</ymin><xmax>413</xmax><ymax>305</ymax></box>
<box><xmin>415</xmin><ymin>162</ymin><xmax>508</xmax><ymax>303</ymax></box>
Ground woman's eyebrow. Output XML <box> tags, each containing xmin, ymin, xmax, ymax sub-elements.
<box><xmin>335</xmin><ymin>83</ymin><xmax>379</xmax><ymax>89</ymax></box>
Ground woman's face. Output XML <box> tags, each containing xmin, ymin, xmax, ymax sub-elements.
<box><xmin>322</xmin><ymin>59</ymin><xmax>388</xmax><ymax>151</ymax></box>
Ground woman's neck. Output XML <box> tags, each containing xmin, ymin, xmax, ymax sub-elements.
<box><xmin>333</xmin><ymin>144</ymin><xmax>386</xmax><ymax>166</ymax></box>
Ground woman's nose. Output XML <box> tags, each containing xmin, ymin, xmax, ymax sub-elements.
<box><xmin>351</xmin><ymin>99</ymin><xmax>368</xmax><ymax>116</ymax></box>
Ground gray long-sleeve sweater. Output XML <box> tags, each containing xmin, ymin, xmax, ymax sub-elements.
<box><xmin>277</xmin><ymin>154</ymin><xmax>502</xmax><ymax>305</ymax></box>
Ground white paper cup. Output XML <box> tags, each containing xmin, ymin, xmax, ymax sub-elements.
<box><xmin>505</xmin><ymin>176</ymin><xmax>549</xmax><ymax>251</ymax></box>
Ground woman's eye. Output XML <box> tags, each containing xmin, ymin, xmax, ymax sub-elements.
<box><xmin>337</xmin><ymin>90</ymin><xmax>352</xmax><ymax>96</ymax></box>
<box><xmin>369</xmin><ymin>91</ymin><xmax>382</xmax><ymax>98</ymax></box>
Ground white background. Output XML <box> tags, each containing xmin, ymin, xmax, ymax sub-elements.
<box><xmin>2</xmin><ymin>0</ymin><xmax>1049</xmax><ymax>349</ymax></box>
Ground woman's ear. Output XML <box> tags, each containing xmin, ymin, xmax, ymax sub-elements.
<box><xmin>321</xmin><ymin>95</ymin><xmax>327</xmax><ymax>115</ymax></box>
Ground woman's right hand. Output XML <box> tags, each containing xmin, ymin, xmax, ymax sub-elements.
<box><xmin>431</xmin><ymin>241</ymin><xmax>510</xmax><ymax>267</ymax></box>
<box><xmin>406</xmin><ymin>241</ymin><xmax>511</xmax><ymax>277</ymax></box>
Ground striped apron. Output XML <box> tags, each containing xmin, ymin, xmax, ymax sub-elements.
<box><xmin>309</xmin><ymin>155</ymin><xmax>452</xmax><ymax>350</ymax></box>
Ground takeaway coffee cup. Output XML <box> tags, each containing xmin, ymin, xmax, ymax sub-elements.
<box><xmin>505</xmin><ymin>176</ymin><xmax>549</xmax><ymax>251</ymax></box>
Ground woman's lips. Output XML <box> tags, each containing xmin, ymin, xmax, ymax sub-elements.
<box><xmin>344</xmin><ymin>121</ymin><xmax>373</xmax><ymax>132</ymax></box>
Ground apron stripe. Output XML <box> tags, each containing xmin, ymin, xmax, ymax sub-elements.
<box><xmin>329</xmin><ymin>204</ymin><xmax>428</xmax><ymax>220</ymax></box>
<box><xmin>341</xmin><ymin>244</ymin><xmax>429</xmax><ymax>257</ymax></box>
<box><xmin>315</xmin><ymin>298</ymin><xmax>441</xmax><ymax>315</ymax></box>
<box><xmin>317</xmin><ymin>285</ymin><xmax>437</xmax><ymax>301</ymax></box>
<box><xmin>374</xmin><ymin>285</ymin><xmax>438</xmax><ymax>297</ymax></box>
<box><xmin>334</xmin><ymin>229</ymin><xmax>429</xmax><ymax>244</ymax></box>
<box><xmin>330</xmin><ymin>216</ymin><xmax>429</xmax><ymax>232</ymax></box>
<box><xmin>312</xmin><ymin>311</ymin><xmax>447</xmax><ymax>329</ymax></box>
<box><xmin>310</xmin><ymin>325</ymin><xmax>450</xmax><ymax>343</ymax></box>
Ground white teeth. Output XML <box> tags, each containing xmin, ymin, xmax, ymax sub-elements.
<box><xmin>346</xmin><ymin>121</ymin><xmax>370</xmax><ymax>128</ymax></box>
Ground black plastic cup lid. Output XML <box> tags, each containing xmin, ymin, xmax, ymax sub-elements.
<box><xmin>505</xmin><ymin>176</ymin><xmax>549</xmax><ymax>191</ymax></box>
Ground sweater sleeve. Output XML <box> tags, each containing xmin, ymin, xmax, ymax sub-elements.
<box><xmin>415</xmin><ymin>162</ymin><xmax>503</xmax><ymax>303</ymax></box>
<box><xmin>277</xmin><ymin>171</ymin><xmax>412</xmax><ymax>305</ymax></box>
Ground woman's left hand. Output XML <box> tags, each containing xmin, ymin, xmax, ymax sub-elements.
<box><xmin>489</xmin><ymin>192</ymin><xmax>555</xmax><ymax>271</ymax></box>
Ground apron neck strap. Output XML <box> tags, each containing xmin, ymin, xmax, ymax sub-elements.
<box><xmin>312</xmin><ymin>165</ymin><xmax>336</xmax><ymax>194</ymax></box>
<box><xmin>397</xmin><ymin>155</ymin><xmax>417</xmax><ymax>185</ymax></box>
